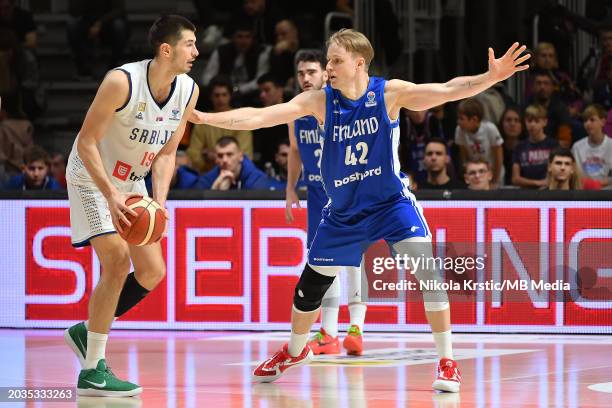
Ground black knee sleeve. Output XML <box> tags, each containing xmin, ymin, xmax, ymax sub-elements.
<box><xmin>115</xmin><ymin>272</ymin><xmax>150</xmax><ymax>317</ymax></box>
<box><xmin>293</xmin><ymin>264</ymin><xmax>336</xmax><ymax>312</ymax></box>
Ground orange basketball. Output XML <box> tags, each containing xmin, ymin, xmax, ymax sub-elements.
<box><xmin>118</xmin><ymin>196</ymin><xmax>166</xmax><ymax>246</ymax></box>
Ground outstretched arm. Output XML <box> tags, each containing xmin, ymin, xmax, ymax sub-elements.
<box><xmin>189</xmin><ymin>90</ymin><xmax>324</xmax><ymax>130</ymax></box>
<box><xmin>389</xmin><ymin>43</ymin><xmax>530</xmax><ymax>112</ymax></box>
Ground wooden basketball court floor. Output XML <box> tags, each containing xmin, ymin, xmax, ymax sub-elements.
<box><xmin>1</xmin><ymin>329</ymin><xmax>612</xmax><ymax>407</ymax></box>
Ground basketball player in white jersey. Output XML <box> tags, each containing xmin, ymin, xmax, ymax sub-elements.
<box><xmin>191</xmin><ymin>29</ymin><xmax>528</xmax><ymax>392</ymax></box>
<box><xmin>287</xmin><ymin>50</ymin><xmax>368</xmax><ymax>356</ymax></box>
<box><xmin>63</xmin><ymin>15</ymin><xmax>199</xmax><ymax>397</ymax></box>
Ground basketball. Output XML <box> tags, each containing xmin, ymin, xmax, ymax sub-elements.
<box><xmin>118</xmin><ymin>196</ymin><xmax>166</xmax><ymax>246</ymax></box>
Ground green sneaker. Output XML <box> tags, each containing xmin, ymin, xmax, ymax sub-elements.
<box><xmin>77</xmin><ymin>359</ymin><xmax>142</xmax><ymax>397</ymax></box>
<box><xmin>64</xmin><ymin>322</ymin><xmax>87</xmax><ymax>367</ymax></box>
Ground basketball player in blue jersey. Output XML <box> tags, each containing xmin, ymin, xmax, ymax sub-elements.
<box><xmin>192</xmin><ymin>29</ymin><xmax>529</xmax><ymax>392</ymax></box>
<box><xmin>287</xmin><ymin>50</ymin><xmax>368</xmax><ymax>356</ymax></box>
<box><xmin>62</xmin><ymin>15</ymin><xmax>199</xmax><ymax>396</ymax></box>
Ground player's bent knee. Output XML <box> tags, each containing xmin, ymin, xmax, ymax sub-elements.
<box><xmin>293</xmin><ymin>264</ymin><xmax>336</xmax><ymax>312</ymax></box>
<box><xmin>146</xmin><ymin>263</ymin><xmax>166</xmax><ymax>284</ymax></box>
<box><xmin>99</xmin><ymin>250</ymin><xmax>131</xmax><ymax>282</ymax></box>
<box><xmin>424</xmin><ymin>301</ymin><xmax>450</xmax><ymax>312</ymax></box>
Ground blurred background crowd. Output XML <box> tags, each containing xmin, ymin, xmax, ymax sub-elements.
<box><xmin>1</xmin><ymin>0</ymin><xmax>611</xmax><ymax>192</ymax></box>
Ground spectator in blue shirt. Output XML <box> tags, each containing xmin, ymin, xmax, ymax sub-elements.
<box><xmin>145</xmin><ymin>150</ymin><xmax>199</xmax><ymax>192</ymax></box>
<box><xmin>512</xmin><ymin>105</ymin><xmax>559</xmax><ymax>189</ymax></box>
<box><xmin>198</xmin><ymin>136</ymin><xmax>281</xmax><ymax>190</ymax></box>
<box><xmin>4</xmin><ymin>145</ymin><xmax>61</xmax><ymax>190</ymax></box>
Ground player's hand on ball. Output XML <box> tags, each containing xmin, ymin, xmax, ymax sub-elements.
<box><xmin>488</xmin><ymin>42</ymin><xmax>530</xmax><ymax>82</ymax></box>
<box><xmin>108</xmin><ymin>191</ymin><xmax>140</xmax><ymax>233</ymax></box>
<box><xmin>285</xmin><ymin>188</ymin><xmax>301</xmax><ymax>223</ymax></box>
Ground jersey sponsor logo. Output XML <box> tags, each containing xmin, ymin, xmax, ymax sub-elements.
<box><xmin>313</xmin><ymin>257</ymin><xmax>334</xmax><ymax>262</ymax></box>
<box><xmin>308</xmin><ymin>174</ymin><xmax>322</xmax><ymax>182</ymax></box>
<box><xmin>333</xmin><ymin>166</ymin><xmax>382</xmax><ymax>187</ymax></box>
<box><xmin>332</xmin><ymin>117</ymin><xmax>379</xmax><ymax>142</ymax></box>
<box><xmin>128</xmin><ymin>170</ymin><xmax>149</xmax><ymax>182</ymax></box>
<box><xmin>170</xmin><ymin>107</ymin><xmax>181</xmax><ymax>121</ymax></box>
<box><xmin>112</xmin><ymin>160</ymin><xmax>132</xmax><ymax>181</ymax></box>
<box><xmin>365</xmin><ymin>90</ymin><xmax>377</xmax><ymax>107</ymax></box>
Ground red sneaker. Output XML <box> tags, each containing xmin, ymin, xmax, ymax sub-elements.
<box><xmin>432</xmin><ymin>358</ymin><xmax>461</xmax><ymax>393</ymax></box>
<box><xmin>252</xmin><ymin>344</ymin><xmax>313</xmax><ymax>383</ymax></box>
<box><xmin>343</xmin><ymin>325</ymin><xmax>363</xmax><ymax>356</ymax></box>
<box><xmin>307</xmin><ymin>329</ymin><xmax>340</xmax><ymax>355</ymax></box>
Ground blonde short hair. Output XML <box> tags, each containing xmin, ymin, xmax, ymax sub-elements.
<box><xmin>535</xmin><ymin>42</ymin><xmax>559</xmax><ymax>70</ymax></box>
<box><xmin>327</xmin><ymin>29</ymin><xmax>374</xmax><ymax>68</ymax></box>
<box><xmin>524</xmin><ymin>104</ymin><xmax>547</xmax><ymax>120</ymax></box>
<box><xmin>582</xmin><ymin>104</ymin><xmax>607</xmax><ymax>120</ymax></box>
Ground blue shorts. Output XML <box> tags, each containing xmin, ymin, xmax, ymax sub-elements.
<box><xmin>306</xmin><ymin>184</ymin><xmax>328</xmax><ymax>249</ymax></box>
<box><xmin>308</xmin><ymin>197</ymin><xmax>430</xmax><ymax>267</ymax></box>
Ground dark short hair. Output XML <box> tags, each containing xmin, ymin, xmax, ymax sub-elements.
<box><xmin>548</xmin><ymin>147</ymin><xmax>574</xmax><ymax>164</ymax></box>
<box><xmin>229</xmin><ymin>18</ymin><xmax>254</xmax><ymax>36</ymax></box>
<box><xmin>24</xmin><ymin>145</ymin><xmax>50</xmax><ymax>166</ymax></box>
<box><xmin>277</xmin><ymin>138</ymin><xmax>290</xmax><ymax>149</ymax></box>
<box><xmin>533</xmin><ymin>69</ymin><xmax>554</xmax><ymax>81</ymax></box>
<box><xmin>424</xmin><ymin>137</ymin><xmax>447</xmax><ymax>152</ymax></box>
<box><xmin>257</xmin><ymin>72</ymin><xmax>284</xmax><ymax>88</ymax></box>
<box><xmin>458</xmin><ymin>98</ymin><xmax>484</xmax><ymax>120</ymax></box>
<box><xmin>216</xmin><ymin>136</ymin><xmax>240</xmax><ymax>149</ymax></box>
<box><xmin>209</xmin><ymin>75</ymin><xmax>233</xmax><ymax>93</ymax></box>
<box><xmin>295</xmin><ymin>49</ymin><xmax>326</xmax><ymax>70</ymax></box>
<box><xmin>148</xmin><ymin>15</ymin><xmax>196</xmax><ymax>56</ymax></box>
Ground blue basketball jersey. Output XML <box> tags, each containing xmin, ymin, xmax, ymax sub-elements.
<box><xmin>321</xmin><ymin>77</ymin><xmax>410</xmax><ymax>218</ymax></box>
<box><xmin>294</xmin><ymin>116</ymin><xmax>324</xmax><ymax>188</ymax></box>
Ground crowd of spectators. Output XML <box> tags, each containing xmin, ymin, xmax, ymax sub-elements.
<box><xmin>1</xmin><ymin>0</ymin><xmax>611</xmax><ymax>192</ymax></box>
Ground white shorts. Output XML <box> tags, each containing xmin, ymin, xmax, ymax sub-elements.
<box><xmin>67</xmin><ymin>180</ymin><xmax>148</xmax><ymax>247</ymax></box>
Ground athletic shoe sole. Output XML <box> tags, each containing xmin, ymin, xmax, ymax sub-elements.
<box><xmin>252</xmin><ymin>349</ymin><xmax>314</xmax><ymax>383</ymax></box>
<box><xmin>77</xmin><ymin>387</ymin><xmax>143</xmax><ymax>397</ymax></box>
<box><xmin>432</xmin><ymin>379</ymin><xmax>460</xmax><ymax>393</ymax></box>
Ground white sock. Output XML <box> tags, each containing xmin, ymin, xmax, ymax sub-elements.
<box><xmin>85</xmin><ymin>331</ymin><xmax>108</xmax><ymax>369</ymax></box>
<box><xmin>321</xmin><ymin>307</ymin><xmax>339</xmax><ymax>337</ymax></box>
<box><xmin>348</xmin><ymin>303</ymin><xmax>367</xmax><ymax>330</ymax></box>
<box><xmin>432</xmin><ymin>330</ymin><xmax>454</xmax><ymax>360</ymax></box>
<box><xmin>288</xmin><ymin>332</ymin><xmax>310</xmax><ymax>357</ymax></box>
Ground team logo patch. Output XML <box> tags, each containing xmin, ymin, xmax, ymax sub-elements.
<box><xmin>112</xmin><ymin>160</ymin><xmax>132</xmax><ymax>181</ymax></box>
<box><xmin>170</xmin><ymin>107</ymin><xmax>181</xmax><ymax>121</ymax></box>
<box><xmin>365</xmin><ymin>90</ymin><xmax>377</xmax><ymax>107</ymax></box>
<box><xmin>137</xmin><ymin>102</ymin><xmax>146</xmax><ymax>112</ymax></box>
<box><xmin>135</xmin><ymin>112</ymin><xmax>143</xmax><ymax>120</ymax></box>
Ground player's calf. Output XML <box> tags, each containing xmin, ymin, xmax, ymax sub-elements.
<box><xmin>253</xmin><ymin>264</ymin><xmax>338</xmax><ymax>382</ymax></box>
<box><xmin>65</xmin><ymin>271</ymin><xmax>156</xmax><ymax>368</ymax></box>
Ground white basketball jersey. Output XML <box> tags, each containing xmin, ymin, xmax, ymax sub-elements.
<box><xmin>67</xmin><ymin>59</ymin><xmax>195</xmax><ymax>188</ymax></box>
